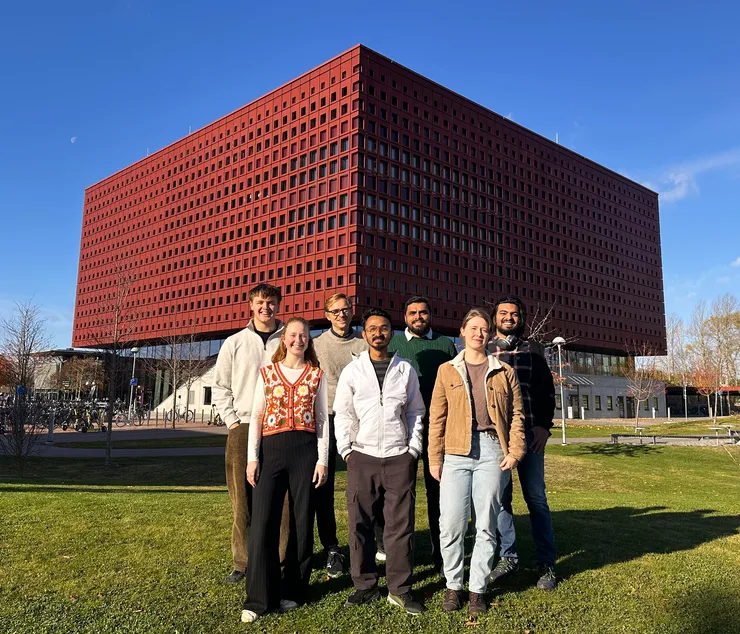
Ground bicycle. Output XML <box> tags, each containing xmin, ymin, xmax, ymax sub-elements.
<box><xmin>208</xmin><ymin>404</ymin><xmax>225</xmax><ymax>426</ymax></box>
<box><xmin>165</xmin><ymin>404</ymin><xmax>195</xmax><ymax>424</ymax></box>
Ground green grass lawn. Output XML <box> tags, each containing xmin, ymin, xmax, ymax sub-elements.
<box><xmin>2</xmin><ymin>445</ymin><xmax>739</xmax><ymax>633</ymax></box>
<box><xmin>57</xmin><ymin>435</ymin><xmax>228</xmax><ymax>450</ymax></box>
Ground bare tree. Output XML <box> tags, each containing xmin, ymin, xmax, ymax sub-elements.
<box><xmin>88</xmin><ymin>266</ymin><xmax>139</xmax><ymax>466</ymax></box>
<box><xmin>624</xmin><ymin>343</ymin><xmax>663</xmax><ymax>425</ymax></box>
<box><xmin>691</xmin><ymin>360</ymin><xmax>717</xmax><ymax>419</ymax></box>
<box><xmin>0</xmin><ymin>300</ymin><xmax>51</xmax><ymax>476</ymax></box>
<box><xmin>144</xmin><ymin>330</ymin><xmax>212</xmax><ymax>427</ymax></box>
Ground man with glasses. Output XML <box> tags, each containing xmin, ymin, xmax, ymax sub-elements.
<box><xmin>313</xmin><ymin>294</ymin><xmax>368</xmax><ymax>578</ymax></box>
<box><xmin>334</xmin><ymin>308</ymin><xmax>426</xmax><ymax>615</ymax></box>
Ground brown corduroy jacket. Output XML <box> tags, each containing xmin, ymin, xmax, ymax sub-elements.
<box><xmin>428</xmin><ymin>351</ymin><xmax>527</xmax><ymax>467</ymax></box>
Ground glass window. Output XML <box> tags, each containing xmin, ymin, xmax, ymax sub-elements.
<box><xmin>595</xmin><ymin>395</ymin><xmax>602</xmax><ymax>410</ymax></box>
<box><xmin>582</xmin><ymin>395</ymin><xmax>589</xmax><ymax>410</ymax></box>
<box><xmin>203</xmin><ymin>386</ymin><xmax>212</xmax><ymax>406</ymax></box>
<box><xmin>555</xmin><ymin>394</ymin><xmax>562</xmax><ymax>410</ymax></box>
<box><xmin>607</xmin><ymin>396</ymin><xmax>613</xmax><ymax>410</ymax></box>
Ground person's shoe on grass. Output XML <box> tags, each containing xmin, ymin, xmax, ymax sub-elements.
<box><xmin>326</xmin><ymin>548</ymin><xmax>346</xmax><ymax>578</ymax></box>
<box><xmin>536</xmin><ymin>565</ymin><xmax>558</xmax><ymax>590</ymax></box>
<box><xmin>468</xmin><ymin>591</ymin><xmax>488</xmax><ymax>618</ymax></box>
<box><xmin>345</xmin><ymin>587</ymin><xmax>381</xmax><ymax>606</ymax></box>
<box><xmin>225</xmin><ymin>569</ymin><xmax>246</xmax><ymax>584</ymax></box>
<box><xmin>387</xmin><ymin>591</ymin><xmax>424</xmax><ymax>615</ymax></box>
<box><xmin>490</xmin><ymin>557</ymin><xmax>519</xmax><ymax>582</ymax></box>
<box><xmin>441</xmin><ymin>588</ymin><xmax>463</xmax><ymax>612</ymax></box>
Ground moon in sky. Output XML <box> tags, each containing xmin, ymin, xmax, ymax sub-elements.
<box><xmin>71</xmin><ymin>136</ymin><xmax>77</xmax><ymax>144</ymax></box>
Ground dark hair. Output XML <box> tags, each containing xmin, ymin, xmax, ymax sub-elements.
<box><xmin>248</xmin><ymin>283</ymin><xmax>282</xmax><ymax>304</ymax></box>
<box><xmin>272</xmin><ymin>317</ymin><xmax>319</xmax><ymax>366</ymax></box>
<box><xmin>362</xmin><ymin>308</ymin><xmax>392</xmax><ymax>328</ymax></box>
<box><xmin>491</xmin><ymin>295</ymin><xmax>527</xmax><ymax>335</ymax></box>
<box><xmin>403</xmin><ymin>295</ymin><xmax>430</xmax><ymax>313</ymax></box>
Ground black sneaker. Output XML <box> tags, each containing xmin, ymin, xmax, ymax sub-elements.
<box><xmin>345</xmin><ymin>587</ymin><xmax>381</xmax><ymax>606</ymax></box>
<box><xmin>536</xmin><ymin>565</ymin><xmax>558</xmax><ymax>591</ymax></box>
<box><xmin>326</xmin><ymin>549</ymin><xmax>346</xmax><ymax>578</ymax></box>
<box><xmin>224</xmin><ymin>569</ymin><xmax>246</xmax><ymax>584</ymax></box>
<box><xmin>387</xmin><ymin>592</ymin><xmax>424</xmax><ymax>615</ymax></box>
<box><xmin>490</xmin><ymin>557</ymin><xmax>519</xmax><ymax>582</ymax></box>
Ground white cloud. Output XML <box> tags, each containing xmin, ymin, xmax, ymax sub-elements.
<box><xmin>658</xmin><ymin>147</ymin><xmax>740</xmax><ymax>204</ymax></box>
<box><xmin>731</xmin><ymin>257</ymin><xmax>740</xmax><ymax>268</ymax></box>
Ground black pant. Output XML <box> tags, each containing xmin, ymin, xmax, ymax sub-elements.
<box><xmin>314</xmin><ymin>414</ymin><xmax>339</xmax><ymax>552</ymax></box>
<box><xmin>347</xmin><ymin>451</ymin><xmax>417</xmax><ymax>596</ymax></box>
<box><xmin>244</xmin><ymin>432</ymin><xmax>317</xmax><ymax>615</ymax></box>
<box><xmin>375</xmin><ymin>426</ymin><xmax>441</xmax><ymax>569</ymax></box>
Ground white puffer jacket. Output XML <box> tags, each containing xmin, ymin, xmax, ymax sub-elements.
<box><xmin>333</xmin><ymin>351</ymin><xmax>425</xmax><ymax>460</ymax></box>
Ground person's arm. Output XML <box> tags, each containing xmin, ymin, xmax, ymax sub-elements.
<box><xmin>314</xmin><ymin>374</ymin><xmax>329</xmax><ymax>467</ymax></box>
<box><xmin>246</xmin><ymin>372</ymin><xmax>266</xmax><ymax>486</ymax></box>
<box><xmin>405</xmin><ymin>368</ymin><xmax>426</xmax><ymax>459</ymax></box>
<box><xmin>333</xmin><ymin>366</ymin><xmax>357</xmax><ymax>460</ymax></box>
<box><xmin>427</xmin><ymin>370</ymin><xmax>448</xmax><ymax>479</ymax></box>
<box><xmin>445</xmin><ymin>337</ymin><xmax>458</xmax><ymax>360</ymax></box>
<box><xmin>501</xmin><ymin>364</ymin><xmax>527</xmax><ymax>468</ymax></box>
<box><xmin>247</xmin><ymin>373</ymin><xmax>266</xmax><ymax>463</ymax></box>
<box><xmin>531</xmin><ymin>352</ymin><xmax>556</xmax><ymax>430</ymax></box>
<box><xmin>211</xmin><ymin>339</ymin><xmax>240</xmax><ymax>428</ymax></box>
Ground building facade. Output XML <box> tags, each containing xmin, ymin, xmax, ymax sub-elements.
<box><xmin>73</xmin><ymin>45</ymin><xmax>667</xmax><ymax>416</ymax></box>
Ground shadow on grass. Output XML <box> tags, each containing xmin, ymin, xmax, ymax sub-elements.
<box><xmin>566</xmin><ymin>444</ymin><xmax>664</xmax><ymax>457</ymax></box>
<box><xmin>668</xmin><ymin>586</ymin><xmax>740</xmax><ymax>634</ymax></box>
<box><xmin>550</xmin><ymin>506</ymin><xmax>740</xmax><ymax>577</ymax></box>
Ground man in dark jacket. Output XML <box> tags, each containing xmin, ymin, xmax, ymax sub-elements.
<box><xmin>490</xmin><ymin>296</ymin><xmax>559</xmax><ymax>590</ymax></box>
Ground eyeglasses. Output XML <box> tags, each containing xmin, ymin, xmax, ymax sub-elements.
<box><xmin>327</xmin><ymin>307</ymin><xmax>351</xmax><ymax>317</ymax></box>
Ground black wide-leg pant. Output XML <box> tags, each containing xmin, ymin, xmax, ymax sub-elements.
<box><xmin>244</xmin><ymin>431</ymin><xmax>317</xmax><ymax>615</ymax></box>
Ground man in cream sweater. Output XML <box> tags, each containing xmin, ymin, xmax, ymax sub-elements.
<box><xmin>313</xmin><ymin>293</ymin><xmax>368</xmax><ymax>578</ymax></box>
<box><xmin>212</xmin><ymin>283</ymin><xmax>288</xmax><ymax>584</ymax></box>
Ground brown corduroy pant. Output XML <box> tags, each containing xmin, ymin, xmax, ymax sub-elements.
<box><xmin>225</xmin><ymin>423</ymin><xmax>291</xmax><ymax>572</ymax></box>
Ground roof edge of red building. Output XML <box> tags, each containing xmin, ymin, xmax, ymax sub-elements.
<box><xmin>357</xmin><ymin>44</ymin><xmax>658</xmax><ymax>197</ymax></box>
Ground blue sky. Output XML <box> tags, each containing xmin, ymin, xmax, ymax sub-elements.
<box><xmin>1</xmin><ymin>0</ymin><xmax>738</xmax><ymax>347</ymax></box>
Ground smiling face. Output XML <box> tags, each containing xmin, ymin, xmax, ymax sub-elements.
<box><xmin>460</xmin><ymin>316</ymin><xmax>491</xmax><ymax>353</ymax></box>
<box><xmin>362</xmin><ymin>315</ymin><xmax>393</xmax><ymax>352</ymax></box>
<box><xmin>250</xmin><ymin>294</ymin><xmax>279</xmax><ymax>329</ymax></box>
<box><xmin>495</xmin><ymin>303</ymin><xmax>522</xmax><ymax>337</ymax></box>
<box><xmin>325</xmin><ymin>297</ymin><xmax>352</xmax><ymax>333</ymax></box>
<box><xmin>282</xmin><ymin>320</ymin><xmax>309</xmax><ymax>359</ymax></box>
<box><xmin>404</xmin><ymin>301</ymin><xmax>431</xmax><ymax>337</ymax></box>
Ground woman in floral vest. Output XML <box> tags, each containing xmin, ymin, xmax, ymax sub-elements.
<box><xmin>242</xmin><ymin>317</ymin><xmax>329</xmax><ymax>624</ymax></box>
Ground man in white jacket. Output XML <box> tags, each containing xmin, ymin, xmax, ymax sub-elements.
<box><xmin>334</xmin><ymin>308</ymin><xmax>426</xmax><ymax>615</ymax></box>
<box><xmin>212</xmin><ymin>283</ymin><xmax>287</xmax><ymax>584</ymax></box>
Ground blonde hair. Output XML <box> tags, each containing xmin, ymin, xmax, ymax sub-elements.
<box><xmin>460</xmin><ymin>308</ymin><xmax>493</xmax><ymax>334</ymax></box>
<box><xmin>324</xmin><ymin>293</ymin><xmax>352</xmax><ymax>312</ymax></box>
<box><xmin>272</xmin><ymin>317</ymin><xmax>319</xmax><ymax>366</ymax></box>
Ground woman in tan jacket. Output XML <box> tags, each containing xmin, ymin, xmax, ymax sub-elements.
<box><xmin>428</xmin><ymin>308</ymin><xmax>526</xmax><ymax>618</ymax></box>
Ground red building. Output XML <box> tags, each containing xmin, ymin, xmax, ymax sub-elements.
<box><xmin>73</xmin><ymin>45</ymin><xmax>666</xmax><ymax>358</ymax></box>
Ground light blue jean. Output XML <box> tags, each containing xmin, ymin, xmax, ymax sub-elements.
<box><xmin>439</xmin><ymin>432</ymin><xmax>508</xmax><ymax>594</ymax></box>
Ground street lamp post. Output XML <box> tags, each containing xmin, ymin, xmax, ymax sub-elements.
<box><xmin>553</xmin><ymin>337</ymin><xmax>567</xmax><ymax>445</ymax></box>
<box><xmin>128</xmin><ymin>347</ymin><xmax>140</xmax><ymax>418</ymax></box>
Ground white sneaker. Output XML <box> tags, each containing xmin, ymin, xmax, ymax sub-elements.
<box><xmin>279</xmin><ymin>599</ymin><xmax>299</xmax><ymax>613</ymax></box>
<box><xmin>375</xmin><ymin>550</ymin><xmax>387</xmax><ymax>563</ymax></box>
<box><xmin>240</xmin><ymin>609</ymin><xmax>259</xmax><ymax>623</ymax></box>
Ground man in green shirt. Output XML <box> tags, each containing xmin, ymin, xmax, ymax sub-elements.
<box><xmin>381</xmin><ymin>296</ymin><xmax>458</xmax><ymax>574</ymax></box>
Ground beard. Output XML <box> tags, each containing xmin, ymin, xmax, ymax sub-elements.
<box><xmin>497</xmin><ymin>321</ymin><xmax>523</xmax><ymax>336</ymax></box>
<box><xmin>407</xmin><ymin>321</ymin><xmax>431</xmax><ymax>337</ymax></box>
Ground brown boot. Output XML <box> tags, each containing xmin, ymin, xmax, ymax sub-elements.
<box><xmin>442</xmin><ymin>588</ymin><xmax>462</xmax><ymax>612</ymax></box>
<box><xmin>468</xmin><ymin>591</ymin><xmax>488</xmax><ymax>618</ymax></box>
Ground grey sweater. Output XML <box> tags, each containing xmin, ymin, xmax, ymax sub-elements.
<box><xmin>313</xmin><ymin>328</ymin><xmax>368</xmax><ymax>414</ymax></box>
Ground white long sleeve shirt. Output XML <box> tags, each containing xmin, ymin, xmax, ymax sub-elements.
<box><xmin>211</xmin><ymin>321</ymin><xmax>283</xmax><ymax>428</ymax></box>
<box><xmin>248</xmin><ymin>364</ymin><xmax>329</xmax><ymax>466</ymax></box>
